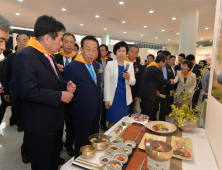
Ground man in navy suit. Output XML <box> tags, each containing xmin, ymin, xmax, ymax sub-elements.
<box><xmin>141</xmin><ymin>54</ymin><xmax>174</xmax><ymax>119</ymax></box>
<box><xmin>14</xmin><ymin>15</ymin><xmax>75</xmax><ymax>170</ymax></box>
<box><xmin>186</xmin><ymin>54</ymin><xmax>202</xmax><ymax>109</ymax></box>
<box><xmin>64</xmin><ymin>36</ymin><xmax>102</xmax><ymax>157</ymax></box>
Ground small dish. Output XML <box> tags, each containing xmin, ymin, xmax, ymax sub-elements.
<box><xmin>113</xmin><ymin>153</ymin><xmax>128</xmax><ymax>164</ymax></box>
<box><xmin>110</xmin><ymin>137</ymin><xmax>124</xmax><ymax>146</ymax></box>
<box><xmin>123</xmin><ymin>141</ymin><xmax>136</xmax><ymax>149</ymax></box>
<box><xmin>108</xmin><ymin>145</ymin><xmax>119</xmax><ymax>152</ymax></box>
<box><xmin>107</xmin><ymin>159</ymin><xmax>122</xmax><ymax>170</ymax></box>
<box><xmin>118</xmin><ymin>146</ymin><xmax>132</xmax><ymax>156</ymax></box>
<box><xmin>99</xmin><ymin>155</ymin><xmax>111</xmax><ymax>165</ymax></box>
<box><xmin>105</xmin><ymin>149</ymin><xmax>114</xmax><ymax>157</ymax></box>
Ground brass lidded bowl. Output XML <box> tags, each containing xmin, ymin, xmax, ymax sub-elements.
<box><xmin>88</xmin><ymin>133</ymin><xmax>110</xmax><ymax>150</ymax></box>
<box><xmin>145</xmin><ymin>140</ymin><xmax>173</xmax><ymax>161</ymax></box>
<box><xmin>80</xmin><ymin>145</ymin><xmax>96</xmax><ymax>159</ymax></box>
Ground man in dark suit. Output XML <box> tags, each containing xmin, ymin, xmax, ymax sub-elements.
<box><xmin>153</xmin><ymin>50</ymin><xmax>173</xmax><ymax>121</ymax></box>
<box><xmin>125</xmin><ymin>45</ymin><xmax>143</xmax><ymax>115</ymax></box>
<box><xmin>99</xmin><ymin>44</ymin><xmax>111</xmax><ymax>131</ymax></box>
<box><xmin>55</xmin><ymin>33</ymin><xmax>76</xmax><ymax>157</ymax></box>
<box><xmin>64</xmin><ymin>36</ymin><xmax>102</xmax><ymax>157</ymax></box>
<box><xmin>73</xmin><ymin>43</ymin><xmax>79</xmax><ymax>56</ymax></box>
<box><xmin>175</xmin><ymin>53</ymin><xmax>185</xmax><ymax>72</ymax></box>
<box><xmin>141</xmin><ymin>54</ymin><xmax>174</xmax><ymax>119</ymax></box>
<box><xmin>14</xmin><ymin>15</ymin><xmax>75</xmax><ymax>170</ymax></box>
<box><xmin>186</xmin><ymin>54</ymin><xmax>202</xmax><ymax>109</ymax></box>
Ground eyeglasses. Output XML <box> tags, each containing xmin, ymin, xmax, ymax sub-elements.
<box><xmin>85</xmin><ymin>49</ymin><xmax>98</xmax><ymax>54</ymax></box>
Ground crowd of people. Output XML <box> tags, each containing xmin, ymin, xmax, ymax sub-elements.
<box><xmin>0</xmin><ymin>14</ymin><xmax>210</xmax><ymax>170</ymax></box>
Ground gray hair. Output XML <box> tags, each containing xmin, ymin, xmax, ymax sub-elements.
<box><xmin>0</xmin><ymin>14</ymin><xmax>11</xmax><ymax>32</ymax></box>
<box><xmin>129</xmin><ymin>45</ymin><xmax>139</xmax><ymax>51</ymax></box>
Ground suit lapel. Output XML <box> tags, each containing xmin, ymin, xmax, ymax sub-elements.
<box><xmin>93</xmin><ymin>61</ymin><xmax>100</xmax><ymax>87</ymax></box>
<box><xmin>52</xmin><ymin>58</ymin><xmax>63</xmax><ymax>87</ymax></box>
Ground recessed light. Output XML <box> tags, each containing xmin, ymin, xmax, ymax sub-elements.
<box><xmin>155</xmin><ymin>37</ymin><xmax>158</xmax><ymax>39</ymax></box>
<box><xmin>80</xmin><ymin>24</ymin><xmax>83</xmax><ymax>26</ymax></box>
<box><xmin>16</xmin><ymin>13</ymin><xmax>20</xmax><ymax>15</ymax></box>
<box><xmin>141</xmin><ymin>35</ymin><xmax>143</xmax><ymax>36</ymax></box>
<box><xmin>210</xmin><ymin>40</ymin><xmax>213</xmax><ymax>42</ymax></box>
<box><xmin>168</xmin><ymin>39</ymin><xmax>170</xmax><ymax>41</ymax></box>
<box><xmin>149</xmin><ymin>11</ymin><xmax>154</xmax><ymax>13</ymax></box>
<box><xmin>144</xmin><ymin>26</ymin><xmax>147</xmax><ymax>28</ymax></box>
<box><xmin>162</xmin><ymin>30</ymin><xmax>165</xmax><ymax>32</ymax></box>
<box><xmin>122</xmin><ymin>21</ymin><xmax>126</xmax><ymax>23</ymax></box>
<box><xmin>172</xmin><ymin>17</ymin><xmax>176</xmax><ymax>20</ymax></box>
<box><xmin>62</xmin><ymin>8</ymin><xmax>66</xmax><ymax>11</ymax></box>
<box><xmin>104</xmin><ymin>28</ymin><xmax>107</xmax><ymax>30</ymax></box>
<box><xmin>18</xmin><ymin>0</ymin><xmax>23</xmax><ymax>1</ymax></box>
<box><xmin>205</xmin><ymin>27</ymin><xmax>209</xmax><ymax>29</ymax></box>
<box><xmin>201</xmin><ymin>38</ymin><xmax>203</xmax><ymax>40</ymax></box>
<box><xmin>177</xmin><ymin>33</ymin><xmax>179</xmax><ymax>35</ymax></box>
<box><xmin>119</xmin><ymin>1</ymin><xmax>124</xmax><ymax>5</ymax></box>
<box><xmin>95</xmin><ymin>15</ymin><xmax>99</xmax><ymax>18</ymax></box>
<box><xmin>124</xmin><ymin>32</ymin><xmax>126</xmax><ymax>33</ymax></box>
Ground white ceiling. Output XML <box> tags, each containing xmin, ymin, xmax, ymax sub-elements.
<box><xmin>0</xmin><ymin>0</ymin><xmax>217</xmax><ymax>45</ymax></box>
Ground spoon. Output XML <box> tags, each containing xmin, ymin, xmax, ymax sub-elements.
<box><xmin>76</xmin><ymin>159</ymin><xmax>105</xmax><ymax>170</ymax></box>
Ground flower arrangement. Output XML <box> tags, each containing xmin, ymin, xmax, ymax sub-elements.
<box><xmin>135</xmin><ymin>67</ymin><xmax>139</xmax><ymax>73</ymax></box>
<box><xmin>98</xmin><ymin>69</ymin><xmax>103</xmax><ymax>74</ymax></box>
<box><xmin>57</xmin><ymin>63</ymin><xmax>64</xmax><ymax>72</ymax></box>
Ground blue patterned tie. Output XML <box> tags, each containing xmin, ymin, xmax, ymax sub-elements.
<box><xmin>65</xmin><ymin>57</ymin><xmax>69</xmax><ymax>67</ymax></box>
<box><xmin>87</xmin><ymin>64</ymin><xmax>97</xmax><ymax>86</ymax></box>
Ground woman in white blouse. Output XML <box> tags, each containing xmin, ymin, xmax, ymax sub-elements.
<box><xmin>174</xmin><ymin>61</ymin><xmax>196</xmax><ymax>108</ymax></box>
<box><xmin>104</xmin><ymin>41</ymin><xmax>136</xmax><ymax>129</ymax></box>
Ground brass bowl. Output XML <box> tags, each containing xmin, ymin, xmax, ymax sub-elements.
<box><xmin>80</xmin><ymin>145</ymin><xmax>96</xmax><ymax>159</ymax></box>
<box><xmin>145</xmin><ymin>140</ymin><xmax>173</xmax><ymax>161</ymax></box>
<box><xmin>88</xmin><ymin>133</ymin><xmax>110</xmax><ymax>150</ymax></box>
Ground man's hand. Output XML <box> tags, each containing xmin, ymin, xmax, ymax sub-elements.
<box><xmin>135</xmin><ymin>97</ymin><xmax>140</xmax><ymax>101</ymax></box>
<box><xmin>156</xmin><ymin>90</ymin><xmax>160</xmax><ymax>97</ymax></box>
<box><xmin>4</xmin><ymin>95</ymin><xmax>10</xmax><ymax>103</ymax></box>
<box><xmin>61</xmin><ymin>91</ymin><xmax>74</xmax><ymax>103</ymax></box>
<box><xmin>123</xmin><ymin>71</ymin><xmax>130</xmax><ymax>81</ymax></box>
<box><xmin>105</xmin><ymin>101</ymin><xmax>110</xmax><ymax>110</ymax></box>
<box><xmin>170</xmin><ymin>79</ymin><xmax>174</xmax><ymax>84</ymax></box>
<box><xmin>66</xmin><ymin>81</ymin><xmax>76</xmax><ymax>93</ymax></box>
<box><xmin>169</xmin><ymin>91</ymin><xmax>173</xmax><ymax>97</ymax></box>
<box><xmin>205</xmin><ymin>90</ymin><xmax>208</xmax><ymax>93</ymax></box>
<box><xmin>0</xmin><ymin>87</ymin><xmax>4</xmax><ymax>94</ymax></box>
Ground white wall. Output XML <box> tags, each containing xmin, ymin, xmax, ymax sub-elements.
<box><xmin>166</xmin><ymin>44</ymin><xmax>179</xmax><ymax>56</ymax></box>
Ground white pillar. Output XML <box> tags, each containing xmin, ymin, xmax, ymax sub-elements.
<box><xmin>101</xmin><ymin>35</ymin><xmax>106</xmax><ymax>45</ymax></box>
<box><xmin>179</xmin><ymin>7</ymin><xmax>199</xmax><ymax>55</ymax></box>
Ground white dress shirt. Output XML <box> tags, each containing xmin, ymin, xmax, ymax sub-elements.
<box><xmin>63</xmin><ymin>57</ymin><xmax>72</xmax><ymax>65</ymax></box>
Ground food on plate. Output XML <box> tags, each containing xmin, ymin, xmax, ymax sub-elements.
<box><xmin>152</xmin><ymin>124</ymin><xmax>169</xmax><ymax>132</ymax></box>
<box><xmin>173</xmin><ymin>141</ymin><xmax>191</xmax><ymax>157</ymax></box>
<box><xmin>132</xmin><ymin>114</ymin><xmax>148</xmax><ymax>122</ymax></box>
<box><xmin>105</xmin><ymin>150</ymin><xmax>114</xmax><ymax>154</ymax></box>
<box><xmin>127</xmin><ymin>144</ymin><xmax>132</xmax><ymax>147</ymax></box>
<box><xmin>108</xmin><ymin>162</ymin><xmax>121</xmax><ymax>168</ymax></box>
<box><xmin>151</xmin><ymin>144</ymin><xmax>166</xmax><ymax>152</ymax></box>
<box><xmin>120</xmin><ymin>149</ymin><xmax>130</xmax><ymax>153</ymax></box>
<box><xmin>115</xmin><ymin>156</ymin><xmax>126</xmax><ymax>162</ymax></box>
<box><xmin>115</xmin><ymin>126</ymin><xmax>123</xmax><ymax>134</ymax></box>
<box><xmin>101</xmin><ymin>158</ymin><xmax>109</xmax><ymax>162</ymax></box>
<box><xmin>112</xmin><ymin>138</ymin><xmax>122</xmax><ymax>143</ymax></box>
<box><xmin>144</xmin><ymin>138</ymin><xmax>153</xmax><ymax>145</ymax></box>
<box><xmin>110</xmin><ymin>146</ymin><xmax>118</xmax><ymax>150</ymax></box>
<box><xmin>90</xmin><ymin>137</ymin><xmax>107</xmax><ymax>143</ymax></box>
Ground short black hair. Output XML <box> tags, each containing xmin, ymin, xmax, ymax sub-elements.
<box><xmin>170</xmin><ymin>55</ymin><xmax>176</xmax><ymax>59</ymax></box>
<box><xmin>162</xmin><ymin>50</ymin><xmax>171</xmax><ymax>57</ymax></box>
<box><xmin>96</xmin><ymin>48</ymin><xmax>101</xmax><ymax>62</ymax></box>
<box><xmin>147</xmin><ymin>54</ymin><xmax>155</xmax><ymax>60</ymax></box>
<box><xmin>199</xmin><ymin>60</ymin><xmax>207</xmax><ymax>67</ymax></box>
<box><xmin>16</xmin><ymin>33</ymin><xmax>30</xmax><ymax>40</ymax></box>
<box><xmin>74</xmin><ymin>43</ymin><xmax>79</xmax><ymax>50</ymax></box>
<box><xmin>106</xmin><ymin>51</ymin><xmax>112</xmax><ymax>57</ymax></box>
<box><xmin>145</xmin><ymin>60</ymin><xmax>147</xmax><ymax>62</ymax></box>
<box><xmin>113</xmin><ymin>41</ymin><xmax>128</xmax><ymax>55</ymax></box>
<box><xmin>34</xmin><ymin>15</ymin><xmax>66</xmax><ymax>40</ymax></box>
<box><xmin>62</xmin><ymin>32</ymin><xmax>76</xmax><ymax>41</ymax></box>
<box><xmin>186</xmin><ymin>54</ymin><xmax>195</xmax><ymax>61</ymax></box>
<box><xmin>81</xmin><ymin>35</ymin><xmax>99</xmax><ymax>49</ymax></box>
<box><xmin>129</xmin><ymin>45</ymin><xmax>139</xmax><ymax>51</ymax></box>
<box><xmin>15</xmin><ymin>45</ymin><xmax>17</xmax><ymax>52</ymax></box>
<box><xmin>99</xmin><ymin>44</ymin><xmax>108</xmax><ymax>51</ymax></box>
<box><xmin>3</xmin><ymin>49</ymin><xmax>12</xmax><ymax>58</ymax></box>
<box><xmin>155</xmin><ymin>54</ymin><xmax>166</xmax><ymax>63</ymax></box>
<box><xmin>136</xmin><ymin>56</ymin><xmax>141</xmax><ymax>63</ymax></box>
<box><xmin>178</xmin><ymin>53</ymin><xmax>185</xmax><ymax>59</ymax></box>
<box><xmin>183</xmin><ymin>60</ymin><xmax>193</xmax><ymax>71</ymax></box>
<box><xmin>157</xmin><ymin>50</ymin><xmax>163</xmax><ymax>54</ymax></box>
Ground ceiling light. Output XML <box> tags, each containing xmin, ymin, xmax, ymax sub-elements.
<box><xmin>210</xmin><ymin>40</ymin><xmax>213</xmax><ymax>42</ymax></box>
<box><xmin>80</xmin><ymin>24</ymin><xmax>83</xmax><ymax>26</ymax></box>
<box><xmin>144</xmin><ymin>26</ymin><xmax>147</xmax><ymax>28</ymax></box>
<box><xmin>141</xmin><ymin>35</ymin><xmax>143</xmax><ymax>36</ymax></box>
<box><xmin>149</xmin><ymin>11</ymin><xmax>154</xmax><ymax>13</ymax></box>
<box><xmin>124</xmin><ymin>32</ymin><xmax>126</xmax><ymax>33</ymax></box>
<box><xmin>122</xmin><ymin>21</ymin><xmax>126</xmax><ymax>23</ymax></box>
<box><xmin>62</xmin><ymin>8</ymin><xmax>66</xmax><ymax>11</ymax></box>
<box><xmin>168</xmin><ymin>39</ymin><xmax>170</xmax><ymax>41</ymax></box>
<box><xmin>16</xmin><ymin>13</ymin><xmax>20</xmax><ymax>16</ymax></box>
<box><xmin>172</xmin><ymin>17</ymin><xmax>176</xmax><ymax>20</ymax></box>
<box><xmin>95</xmin><ymin>15</ymin><xmax>99</xmax><ymax>18</ymax></box>
<box><xmin>119</xmin><ymin>1</ymin><xmax>124</xmax><ymax>5</ymax></box>
<box><xmin>201</xmin><ymin>38</ymin><xmax>203</xmax><ymax>40</ymax></box>
<box><xmin>155</xmin><ymin>37</ymin><xmax>158</xmax><ymax>39</ymax></box>
<box><xmin>177</xmin><ymin>33</ymin><xmax>179</xmax><ymax>35</ymax></box>
<box><xmin>10</xmin><ymin>26</ymin><xmax>34</xmax><ymax>31</ymax></box>
<box><xmin>18</xmin><ymin>0</ymin><xmax>23</xmax><ymax>1</ymax></box>
<box><xmin>162</xmin><ymin>30</ymin><xmax>165</xmax><ymax>32</ymax></box>
<box><xmin>104</xmin><ymin>28</ymin><xmax>107</xmax><ymax>30</ymax></box>
<box><xmin>205</xmin><ymin>27</ymin><xmax>209</xmax><ymax>29</ymax></box>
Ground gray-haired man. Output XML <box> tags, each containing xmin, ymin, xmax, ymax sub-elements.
<box><xmin>0</xmin><ymin>14</ymin><xmax>10</xmax><ymax>55</ymax></box>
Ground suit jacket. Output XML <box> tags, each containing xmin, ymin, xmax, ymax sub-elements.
<box><xmin>98</xmin><ymin>58</ymin><xmax>112</xmax><ymax>65</ymax></box>
<box><xmin>174</xmin><ymin>71</ymin><xmax>196</xmax><ymax>96</ymax></box>
<box><xmin>192</xmin><ymin>64</ymin><xmax>202</xmax><ymax>89</ymax></box>
<box><xmin>175</xmin><ymin>63</ymin><xmax>182</xmax><ymax>71</ymax></box>
<box><xmin>141</xmin><ymin>66</ymin><xmax>171</xmax><ymax>102</ymax></box>
<box><xmin>55</xmin><ymin>53</ymin><xmax>76</xmax><ymax>66</ymax></box>
<box><xmin>64</xmin><ymin>60</ymin><xmax>102</xmax><ymax>121</ymax></box>
<box><xmin>3</xmin><ymin>53</ymin><xmax>18</xmax><ymax>102</ymax></box>
<box><xmin>131</xmin><ymin>62</ymin><xmax>143</xmax><ymax>98</ymax></box>
<box><xmin>14</xmin><ymin>46</ymin><xmax>66</xmax><ymax>133</ymax></box>
<box><xmin>0</xmin><ymin>59</ymin><xmax>6</xmax><ymax>69</ymax></box>
<box><xmin>0</xmin><ymin>63</ymin><xmax>3</xmax><ymax>84</ymax></box>
<box><xmin>104</xmin><ymin>60</ymin><xmax>136</xmax><ymax>106</ymax></box>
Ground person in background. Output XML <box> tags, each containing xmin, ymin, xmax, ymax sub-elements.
<box><xmin>144</xmin><ymin>60</ymin><xmax>147</xmax><ymax>65</ymax></box>
<box><xmin>173</xmin><ymin>61</ymin><xmax>196</xmax><ymax>108</ymax></box>
<box><xmin>0</xmin><ymin>14</ymin><xmax>10</xmax><ymax>57</ymax></box>
<box><xmin>157</xmin><ymin>50</ymin><xmax>163</xmax><ymax>55</ymax></box>
<box><xmin>200</xmin><ymin>60</ymin><xmax>210</xmax><ymax>99</ymax></box>
<box><xmin>64</xmin><ymin>36</ymin><xmax>102</xmax><ymax>157</ymax></box>
<box><xmin>147</xmin><ymin>54</ymin><xmax>155</xmax><ymax>65</ymax></box>
<box><xmin>136</xmin><ymin>56</ymin><xmax>141</xmax><ymax>63</ymax></box>
<box><xmin>175</xmin><ymin>53</ymin><xmax>185</xmax><ymax>71</ymax></box>
<box><xmin>74</xmin><ymin>43</ymin><xmax>79</xmax><ymax>56</ymax></box>
<box><xmin>125</xmin><ymin>45</ymin><xmax>143</xmax><ymax>115</ymax></box>
<box><xmin>104</xmin><ymin>41</ymin><xmax>135</xmax><ymax>129</ymax></box>
<box><xmin>95</xmin><ymin>49</ymin><xmax>104</xmax><ymax>86</ymax></box>
<box><xmin>141</xmin><ymin>54</ymin><xmax>174</xmax><ymax>119</ymax></box>
<box><xmin>186</xmin><ymin>54</ymin><xmax>202</xmax><ymax>109</ymax></box>
<box><xmin>107</xmin><ymin>51</ymin><xmax>113</xmax><ymax>60</ymax></box>
<box><xmin>15</xmin><ymin>15</ymin><xmax>75</xmax><ymax>169</ymax></box>
<box><xmin>198</xmin><ymin>60</ymin><xmax>207</xmax><ymax>68</ymax></box>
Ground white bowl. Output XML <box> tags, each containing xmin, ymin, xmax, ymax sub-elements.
<box><xmin>108</xmin><ymin>145</ymin><xmax>119</xmax><ymax>153</ymax></box>
<box><xmin>99</xmin><ymin>155</ymin><xmax>111</xmax><ymax>165</ymax></box>
<box><xmin>107</xmin><ymin>159</ymin><xmax>122</xmax><ymax>170</ymax></box>
<box><xmin>104</xmin><ymin>149</ymin><xmax>115</xmax><ymax>157</ymax></box>
<box><xmin>113</xmin><ymin>153</ymin><xmax>128</xmax><ymax>164</ymax></box>
<box><xmin>110</xmin><ymin>137</ymin><xmax>124</xmax><ymax>146</ymax></box>
<box><xmin>118</xmin><ymin>146</ymin><xmax>132</xmax><ymax>156</ymax></box>
<box><xmin>123</xmin><ymin>141</ymin><xmax>136</xmax><ymax>149</ymax></box>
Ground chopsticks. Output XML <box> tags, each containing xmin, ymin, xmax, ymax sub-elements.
<box><xmin>138</xmin><ymin>158</ymin><xmax>145</xmax><ymax>170</ymax></box>
<box><xmin>134</xmin><ymin>126</ymin><xmax>145</xmax><ymax>144</ymax></box>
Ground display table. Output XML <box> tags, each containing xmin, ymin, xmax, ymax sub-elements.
<box><xmin>61</xmin><ymin>117</ymin><xmax>218</xmax><ymax>170</ymax></box>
